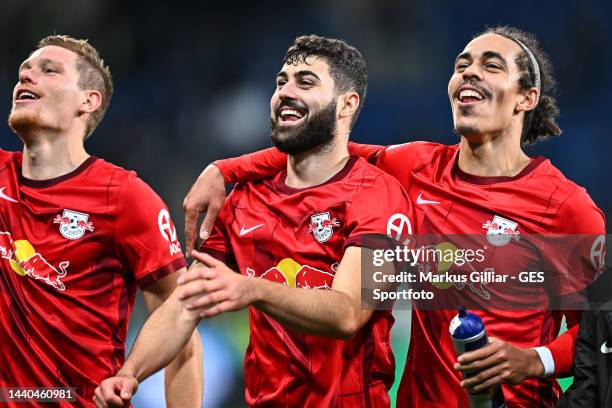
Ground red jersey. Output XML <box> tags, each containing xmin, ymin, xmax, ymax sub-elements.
<box><xmin>214</xmin><ymin>141</ymin><xmax>605</xmax><ymax>408</ymax></box>
<box><xmin>372</xmin><ymin>142</ymin><xmax>605</xmax><ymax>408</ymax></box>
<box><xmin>202</xmin><ymin>156</ymin><xmax>413</xmax><ymax>407</ymax></box>
<box><xmin>0</xmin><ymin>149</ymin><xmax>186</xmax><ymax>407</ymax></box>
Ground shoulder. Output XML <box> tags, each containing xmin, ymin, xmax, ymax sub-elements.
<box><xmin>348</xmin><ymin>157</ymin><xmax>409</xmax><ymax>198</ymax></box>
<box><xmin>535</xmin><ymin>160</ymin><xmax>605</xmax><ymax>233</ymax></box>
<box><xmin>381</xmin><ymin>141</ymin><xmax>453</xmax><ymax>160</ymax></box>
<box><xmin>378</xmin><ymin>141</ymin><xmax>456</xmax><ymax>173</ymax></box>
<box><xmin>555</xmin><ymin>186</ymin><xmax>605</xmax><ymax>233</ymax></box>
<box><xmin>89</xmin><ymin>159</ymin><xmax>166</xmax><ymax>210</ymax></box>
<box><xmin>0</xmin><ymin>149</ymin><xmax>20</xmax><ymax>168</ymax></box>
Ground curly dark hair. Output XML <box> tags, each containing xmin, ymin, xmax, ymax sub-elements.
<box><xmin>283</xmin><ymin>35</ymin><xmax>367</xmax><ymax>127</ymax></box>
<box><xmin>475</xmin><ymin>26</ymin><xmax>561</xmax><ymax>144</ymax></box>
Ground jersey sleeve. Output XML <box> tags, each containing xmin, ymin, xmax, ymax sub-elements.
<box><xmin>344</xmin><ymin>173</ymin><xmax>413</xmax><ymax>250</ymax></box>
<box><xmin>541</xmin><ymin>188</ymin><xmax>606</xmax><ymax>298</ymax></box>
<box><xmin>347</xmin><ymin>142</ymin><xmax>385</xmax><ymax>164</ymax></box>
<box><xmin>374</xmin><ymin>141</ymin><xmax>444</xmax><ymax>186</ymax></box>
<box><xmin>214</xmin><ymin>148</ymin><xmax>287</xmax><ymax>183</ymax></box>
<box><xmin>199</xmin><ymin>190</ymin><xmax>235</xmax><ymax>264</ymax></box>
<box><xmin>214</xmin><ymin>142</ymin><xmax>386</xmax><ymax>184</ymax></box>
<box><xmin>114</xmin><ymin>175</ymin><xmax>187</xmax><ymax>288</ymax></box>
<box><xmin>542</xmin><ymin>188</ymin><xmax>606</xmax><ymax>375</ymax></box>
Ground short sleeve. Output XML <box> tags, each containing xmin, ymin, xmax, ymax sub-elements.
<box><xmin>541</xmin><ymin>187</ymin><xmax>606</xmax><ymax>300</ymax></box>
<box><xmin>114</xmin><ymin>175</ymin><xmax>187</xmax><ymax>288</ymax></box>
<box><xmin>344</xmin><ymin>173</ymin><xmax>413</xmax><ymax>250</ymax></box>
<box><xmin>199</xmin><ymin>190</ymin><xmax>235</xmax><ymax>264</ymax></box>
<box><xmin>214</xmin><ymin>148</ymin><xmax>286</xmax><ymax>184</ymax></box>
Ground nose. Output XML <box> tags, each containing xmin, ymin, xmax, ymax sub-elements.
<box><xmin>461</xmin><ymin>63</ymin><xmax>483</xmax><ymax>82</ymax></box>
<box><xmin>18</xmin><ymin>68</ymin><xmax>36</xmax><ymax>85</ymax></box>
<box><xmin>278</xmin><ymin>80</ymin><xmax>299</xmax><ymax>100</ymax></box>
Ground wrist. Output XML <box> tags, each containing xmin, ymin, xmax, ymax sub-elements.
<box><xmin>249</xmin><ymin>276</ymin><xmax>266</xmax><ymax>306</ymax></box>
<box><xmin>117</xmin><ymin>361</ymin><xmax>139</xmax><ymax>382</ymax></box>
<box><xmin>209</xmin><ymin>161</ymin><xmax>227</xmax><ymax>184</ymax></box>
<box><xmin>530</xmin><ymin>347</ymin><xmax>548</xmax><ymax>377</ymax></box>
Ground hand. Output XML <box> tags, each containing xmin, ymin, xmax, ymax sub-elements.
<box><xmin>93</xmin><ymin>375</ymin><xmax>138</xmax><ymax>408</ymax></box>
<box><xmin>454</xmin><ymin>337</ymin><xmax>545</xmax><ymax>393</ymax></box>
<box><xmin>183</xmin><ymin>164</ymin><xmax>226</xmax><ymax>255</ymax></box>
<box><xmin>177</xmin><ymin>251</ymin><xmax>258</xmax><ymax>318</ymax></box>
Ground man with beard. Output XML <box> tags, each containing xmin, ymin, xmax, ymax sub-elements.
<box><xmin>182</xmin><ymin>27</ymin><xmax>605</xmax><ymax>407</ymax></box>
<box><xmin>95</xmin><ymin>35</ymin><xmax>413</xmax><ymax>407</ymax></box>
<box><xmin>0</xmin><ymin>35</ymin><xmax>202</xmax><ymax>407</ymax></box>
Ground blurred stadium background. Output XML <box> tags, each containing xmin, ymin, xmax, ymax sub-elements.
<box><xmin>1</xmin><ymin>0</ymin><xmax>610</xmax><ymax>406</ymax></box>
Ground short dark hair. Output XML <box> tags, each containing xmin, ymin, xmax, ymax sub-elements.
<box><xmin>476</xmin><ymin>26</ymin><xmax>561</xmax><ymax>144</ymax></box>
<box><xmin>37</xmin><ymin>35</ymin><xmax>113</xmax><ymax>139</ymax></box>
<box><xmin>283</xmin><ymin>35</ymin><xmax>367</xmax><ymax>127</ymax></box>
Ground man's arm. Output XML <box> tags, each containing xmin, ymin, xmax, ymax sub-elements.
<box><xmin>179</xmin><ymin>246</ymin><xmax>385</xmax><ymax>339</ymax></box>
<box><xmin>141</xmin><ymin>271</ymin><xmax>203</xmax><ymax>408</ymax></box>
<box><xmin>93</xmin><ymin>270</ymin><xmax>202</xmax><ymax>408</ymax></box>
<box><xmin>556</xmin><ymin>311</ymin><xmax>598</xmax><ymax>408</ymax></box>
<box><xmin>183</xmin><ymin>143</ymin><xmax>385</xmax><ymax>253</ymax></box>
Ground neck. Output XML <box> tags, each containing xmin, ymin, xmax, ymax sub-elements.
<box><xmin>458</xmin><ymin>129</ymin><xmax>531</xmax><ymax>177</ymax></box>
<box><xmin>285</xmin><ymin>137</ymin><xmax>350</xmax><ymax>188</ymax></box>
<box><xmin>19</xmin><ymin>129</ymin><xmax>90</xmax><ymax>180</ymax></box>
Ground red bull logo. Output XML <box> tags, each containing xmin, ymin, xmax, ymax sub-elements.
<box><xmin>0</xmin><ymin>232</ymin><xmax>69</xmax><ymax>291</ymax></box>
<box><xmin>249</xmin><ymin>258</ymin><xmax>335</xmax><ymax>290</ymax></box>
<box><xmin>19</xmin><ymin>253</ymin><xmax>69</xmax><ymax>291</ymax></box>
<box><xmin>416</xmin><ymin>241</ymin><xmax>491</xmax><ymax>301</ymax></box>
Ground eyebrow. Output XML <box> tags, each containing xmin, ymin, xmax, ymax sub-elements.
<box><xmin>276</xmin><ymin>70</ymin><xmax>321</xmax><ymax>81</ymax></box>
<box><xmin>19</xmin><ymin>58</ymin><xmax>61</xmax><ymax>72</ymax></box>
<box><xmin>455</xmin><ymin>50</ymin><xmax>508</xmax><ymax>67</ymax></box>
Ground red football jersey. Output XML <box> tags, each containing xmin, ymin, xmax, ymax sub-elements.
<box><xmin>202</xmin><ymin>156</ymin><xmax>413</xmax><ymax>407</ymax></box>
<box><xmin>214</xmin><ymin>141</ymin><xmax>606</xmax><ymax>408</ymax></box>
<box><xmin>371</xmin><ymin>142</ymin><xmax>605</xmax><ymax>408</ymax></box>
<box><xmin>0</xmin><ymin>149</ymin><xmax>186</xmax><ymax>407</ymax></box>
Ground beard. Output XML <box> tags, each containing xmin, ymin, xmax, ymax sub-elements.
<box><xmin>8</xmin><ymin>108</ymin><xmax>44</xmax><ymax>137</ymax></box>
<box><xmin>270</xmin><ymin>99</ymin><xmax>337</xmax><ymax>155</ymax></box>
<box><xmin>453</xmin><ymin>124</ymin><xmax>483</xmax><ymax>139</ymax></box>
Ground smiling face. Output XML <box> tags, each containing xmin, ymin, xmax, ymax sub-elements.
<box><xmin>9</xmin><ymin>46</ymin><xmax>88</xmax><ymax>138</ymax></box>
<box><xmin>448</xmin><ymin>33</ymin><xmax>528</xmax><ymax>140</ymax></box>
<box><xmin>269</xmin><ymin>56</ymin><xmax>339</xmax><ymax>155</ymax></box>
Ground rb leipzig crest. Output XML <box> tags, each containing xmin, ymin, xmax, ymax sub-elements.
<box><xmin>54</xmin><ymin>209</ymin><xmax>95</xmax><ymax>240</ymax></box>
<box><xmin>308</xmin><ymin>212</ymin><xmax>340</xmax><ymax>243</ymax></box>
<box><xmin>482</xmin><ymin>215</ymin><xmax>520</xmax><ymax>247</ymax></box>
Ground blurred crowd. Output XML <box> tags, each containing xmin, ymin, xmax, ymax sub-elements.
<box><xmin>1</xmin><ymin>1</ymin><xmax>610</xmax><ymax>406</ymax></box>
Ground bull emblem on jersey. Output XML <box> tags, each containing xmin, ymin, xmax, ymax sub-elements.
<box><xmin>0</xmin><ymin>232</ymin><xmax>69</xmax><ymax>291</ymax></box>
<box><xmin>308</xmin><ymin>212</ymin><xmax>340</xmax><ymax>243</ymax></box>
<box><xmin>482</xmin><ymin>215</ymin><xmax>520</xmax><ymax>247</ymax></box>
<box><xmin>54</xmin><ymin>209</ymin><xmax>94</xmax><ymax>240</ymax></box>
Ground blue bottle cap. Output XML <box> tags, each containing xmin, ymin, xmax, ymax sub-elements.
<box><xmin>450</xmin><ymin>307</ymin><xmax>485</xmax><ymax>340</ymax></box>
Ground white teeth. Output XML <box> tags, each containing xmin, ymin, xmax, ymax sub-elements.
<box><xmin>459</xmin><ymin>89</ymin><xmax>484</xmax><ymax>101</ymax></box>
<box><xmin>18</xmin><ymin>91</ymin><xmax>37</xmax><ymax>100</ymax></box>
<box><xmin>280</xmin><ymin>109</ymin><xmax>304</xmax><ymax>119</ymax></box>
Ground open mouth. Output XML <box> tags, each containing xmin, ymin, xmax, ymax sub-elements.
<box><xmin>15</xmin><ymin>89</ymin><xmax>41</xmax><ymax>103</ymax></box>
<box><xmin>456</xmin><ymin>87</ymin><xmax>487</xmax><ymax>105</ymax></box>
<box><xmin>277</xmin><ymin>105</ymin><xmax>307</xmax><ymax>125</ymax></box>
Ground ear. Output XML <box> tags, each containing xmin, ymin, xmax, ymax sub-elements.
<box><xmin>78</xmin><ymin>89</ymin><xmax>102</xmax><ymax>115</ymax></box>
<box><xmin>338</xmin><ymin>91</ymin><xmax>360</xmax><ymax>121</ymax></box>
<box><xmin>516</xmin><ymin>87</ymin><xmax>539</xmax><ymax>113</ymax></box>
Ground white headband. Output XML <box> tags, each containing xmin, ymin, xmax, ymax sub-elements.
<box><xmin>513</xmin><ymin>38</ymin><xmax>541</xmax><ymax>91</ymax></box>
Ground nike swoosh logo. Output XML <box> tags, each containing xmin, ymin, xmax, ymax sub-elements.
<box><xmin>0</xmin><ymin>187</ymin><xmax>18</xmax><ymax>203</ymax></box>
<box><xmin>601</xmin><ymin>341</ymin><xmax>612</xmax><ymax>354</ymax></box>
<box><xmin>416</xmin><ymin>192</ymin><xmax>440</xmax><ymax>205</ymax></box>
<box><xmin>239</xmin><ymin>223</ymin><xmax>264</xmax><ymax>237</ymax></box>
